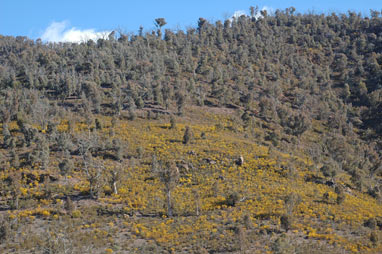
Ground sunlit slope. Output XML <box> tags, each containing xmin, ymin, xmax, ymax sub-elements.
<box><xmin>1</xmin><ymin>109</ymin><xmax>381</xmax><ymax>253</ymax></box>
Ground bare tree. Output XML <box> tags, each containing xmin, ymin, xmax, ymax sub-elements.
<box><xmin>152</xmin><ymin>155</ymin><xmax>179</xmax><ymax>217</ymax></box>
<box><xmin>8</xmin><ymin>172</ymin><xmax>21</xmax><ymax>210</ymax></box>
<box><xmin>31</xmin><ymin>97</ymin><xmax>52</xmax><ymax>130</ymax></box>
<box><xmin>108</xmin><ymin>164</ymin><xmax>123</xmax><ymax>195</ymax></box>
<box><xmin>82</xmin><ymin>151</ymin><xmax>104</xmax><ymax>199</ymax></box>
<box><xmin>76</xmin><ymin>133</ymin><xmax>104</xmax><ymax>199</ymax></box>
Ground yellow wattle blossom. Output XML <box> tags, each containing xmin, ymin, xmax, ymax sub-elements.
<box><xmin>105</xmin><ymin>248</ymin><xmax>113</xmax><ymax>254</ymax></box>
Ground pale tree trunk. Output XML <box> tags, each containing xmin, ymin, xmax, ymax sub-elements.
<box><xmin>167</xmin><ymin>188</ymin><xmax>172</xmax><ymax>217</ymax></box>
<box><xmin>113</xmin><ymin>181</ymin><xmax>118</xmax><ymax>195</ymax></box>
<box><xmin>14</xmin><ymin>195</ymin><xmax>19</xmax><ymax>210</ymax></box>
<box><xmin>111</xmin><ymin>171</ymin><xmax>119</xmax><ymax>195</ymax></box>
<box><xmin>193</xmin><ymin>189</ymin><xmax>200</xmax><ymax>216</ymax></box>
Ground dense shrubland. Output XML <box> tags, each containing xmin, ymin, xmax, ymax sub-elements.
<box><xmin>0</xmin><ymin>6</ymin><xmax>382</xmax><ymax>253</ymax></box>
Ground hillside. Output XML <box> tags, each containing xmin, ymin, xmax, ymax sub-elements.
<box><xmin>0</xmin><ymin>6</ymin><xmax>382</xmax><ymax>253</ymax></box>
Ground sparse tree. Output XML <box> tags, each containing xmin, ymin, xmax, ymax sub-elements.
<box><xmin>192</xmin><ymin>188</ymin><xmax>200</xmax><ymax>216</ymax></box>
<box><xmin>335</xmin><ymin>185</ymin><xmax>346</xmax><ymax>204</ymax></box>
<box><xmin>59</xmin><ymin>159</ymin><xmax>73</xmax><ymax>182</ymax></box>
<box><xmin>155</xmin><ymin>18</ymin><xmax>167</xmax><ymax>37</ymax></box>
<box><xmin>280</xmin><ymin>214</ymin><xmax>292</xmax><ymax>232</ymax></box>
<box><xmin>176</xmin><ymin>93</ymin><xmax>185</xmax><ymax>116</ymax></box>
<box><xmin>112</xmin><ymin>138</ymin><xmax>125</xmax><ymax>161</ymax></box>
<box><xmin>170</xmin><ymin>115</ymin><xmax>176</xmax><ymax>129</ymax></box>
<box><xmin>250</xmin><ymin>6</ymin><xmax>258</xmax><ymax>18</ymax></box>
<box><xmin>8</xmin><ymin>172</ymin><xmax>21</xmax><ymax>209</ymax></box>
<box><xmin>155</xmin><ymin>18</ymin><xmax>167</xmax><ymax>29</ymax></box>
<box><xmin>183</xmin><ymin>126</ymin><xmax>192</xmax><ymax>145</ymax></box>
<box><xmin>65</xmin><ymin>196</ymin><xmax>74</xmax><ymax>212</ymax></box>
<box><xmin>108</xmin><ymin>164</ymin><xmax>123</xmax><ymax>195</ymax></box>
<box><xmin>82</xmin><ymin>151</ymin><xmax>104</xmax><ymax>199</ymax></box>
<box><xmin>77</xmin><ymin>134</ymin><xmax>104</xmax><ymax>199</ymax></box>
<box><xmin>152</xmin><ymin>156</ymin><xmax>179</xmax><ymax>217</ymax></box>
<box><xmin>40</xmin><ymin>138</ymin><xmax>50</xmax><ymax>170</ymax></box>
<box><xmin>95</xmin><ymin>118</ymin><xmax>102</xmax><ymax>130</ymax></box>
<box><xmin>370</xmin><ymin>231</ymin><xmax>378</xmax><ymax>246</ymax></box>
<box><xmin>10</xmin><ymin>149</ymin><xmax>20</xmax><ymax>169</ymax></box>
<box><xmin>284</xmin><ymin>192</ymin><xmax>301</xmax><ymax>215</ymax></box>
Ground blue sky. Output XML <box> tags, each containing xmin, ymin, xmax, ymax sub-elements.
<box><xmin>1</xmin><ymin>0</ymin><xmax>381</xmax><ymax>42</ymax></box>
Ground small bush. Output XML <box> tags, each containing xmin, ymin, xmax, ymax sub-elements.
<box><xmin>367</xmin><ymin>186</ymin><xmax>381</xmax><ymax>199</ymax></box>
<box><xmin>370</xmin><ymin>231</ymin><xmax>378</xmax><ymax>245</ymax></box>
<box><xmin>320</xmin><ymin>165</ymin><xmax>336</xmax><ymax>178</ymax></box>
<box><xmin>364</xmin><ymin>218</ymin><xmax>377</xmax><ymax>230</ymax></box>
<box><xmin>170</xmin><ymin>115</ymin><xmax>176</xmax><ymax>129</ymax></box>
<box><xmin>222</xmin><ymin>192</ymin><xmax>239</xmax><ymax>207</ymax></box>
<box><xmin>71</xmin><ymin>210</ymin><xmax>81</xmax><ymax>218</ymax></box>
<box><xmin>271</xmin><ymin>234</ymin><xmax>295</xmax><ymax>254</ymax></box>
<box><xmin>336</xmin><ymin>193</ymin><xmax>345</xmax><ymax>205</ymax></box>
<box><xmin>95</xmin><ymin>118</ymin><xmax>102</xmax><ymax>130</ymax></box>
<box><xmin>280</xmin><ymin>214</ymin><xmax>293</xmax><ymax>232</ymax></box>
<box><xmin>0</xmin><ymin>223</ymin><xmax>7</xmax><ymax>243</ymax></box>
<box><xmin>65</xmin><ymin>196</ymin><xmax>74</xmax><ymax>212</ymax></box>
<box><xmin>284</xmin><ymin>192</ymin><xmax>301</xmax><ymax>215</ymax></box>
<box><xmin>183</xmin><ymin>126</ymin><xmax>192</xmax><ymax>145</ymax></box>
<box><xmin>335</xmin><ymin>185</ymin><xmax>346</xmax><ymax>204</ymax></box>
<box><xmin>322</xmin><ymin>192</ymin><xmax>330</xmax><ymax>203</ymax></box>
<box><xmin>243</xmin><ymin>214</ymin><xmax>252</xmax><ymax>229</ymax></box>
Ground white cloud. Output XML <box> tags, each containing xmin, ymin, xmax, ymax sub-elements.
<box><xmin>229</xmin><ymin>10</ymin><xmax>247</xmax><ymax>22</ymax></box>
<box><xmin>230</xmin><ymin>6</ymin><xmax>274</xmax><ymax>22</ymax></box>
<box><xmin>41</xmin><ymin>21</ymin><xmax>111</xmax><ymax>43</ymax></box>
<box><xmin>261</xmin><ymin>6</ymin><xmax>274</xmax><ymax>16</ymax></box>
<box><xmin>232</xmin><ymin>10</ymin><xmax>247</xmax><ymax>19</ymax></box>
